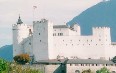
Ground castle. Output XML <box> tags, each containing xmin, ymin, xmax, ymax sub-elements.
<box><xmin>12</xmin><ymin>16</ymin><xmax>116</xmax><ymax>61</ymax></box>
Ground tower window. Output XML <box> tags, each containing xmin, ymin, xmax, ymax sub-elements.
<box><xmin>99</xmin><ymin>39</ymin><xmax>101</xmax><ymax>41</ymax></box>
<box><xmin>58</xmin><ymin>33</ymin><xmax>60</xmax><ymax>36</ymax></box>
<box><xmin>40</xmin><ymin>40</ymin><xmax>41</xmax><ymax>42</ymax></box>
<box><xmin>39</xmin><ymin>33</ymin><xmax>40</xmax><ymax>35</ymax></box>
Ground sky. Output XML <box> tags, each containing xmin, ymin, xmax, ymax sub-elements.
<box><xmin>0</xmin><ymin>0</ymin><xmax>102</xmax><ymax>47</ymax></box>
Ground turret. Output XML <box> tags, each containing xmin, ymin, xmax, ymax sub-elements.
<box><xmin>12</xmin><ymin>15</ymin><xmax>31</xmax><ymax>57</ymax></box>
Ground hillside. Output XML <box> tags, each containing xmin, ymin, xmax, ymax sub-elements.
<box><xmin>68</xmin><ymin>0</ymin><xmax>116</xmax><ymax>41</ymax></box>
<box><xmin>0</xmin><ymin>45</ymin><xmax>13</xmax><ymax>61</ymax></box>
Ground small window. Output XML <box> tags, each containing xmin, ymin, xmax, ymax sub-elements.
<box><xmin>39</xmin><ymin>33</ymin><xmax>40</xmax><ymax>35</ymax></box>
<box><xmin>75</xmin><ymin>64</ymin><xmax>78</xmax><ymax>66</ymax></box>
<box><xmin>54</xmin><ymin>33</ymin><xmax>56</xmax><ymax>36</ymax></box>
<box><xmin>92</xmin><ymin>64</ymin><xmax>94</xmax><ymax>66</ymax></box>
<box><xmin>60</xmin><ymin>33</ymin><xmax>62</xmax><ymax>36</ymax></box>
<box><xmin>58</xmin><ymin>33</ymin><xmax>59</xmax><ymax>36</ymax></box>
<box><xmin>99</xmin><ymin>39</ymin><xmax>101</xmax><ymax>41</ymax></box>
<box><xmin>40</xmin><ymin>40</ymin><xmax>41</xmax><ymax>42</ymax></box>
<box><xmin>29</xmin><ymin>42</ymin><xmax>31</xmax><ymax>45</ymax></box>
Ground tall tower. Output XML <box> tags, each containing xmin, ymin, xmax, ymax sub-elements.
<box><xmin>33</xmin><ymin>19</ymin><xmax>55</xmax><ymax>61</ymax></box>
<box><xmin>12</xmin><ymin>15</ymin><xmax>30</xmax><ymax>57</ymax></box>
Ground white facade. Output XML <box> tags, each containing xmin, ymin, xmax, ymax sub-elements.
<box><xmin>13</xmin><ymin>17</ymin><xmax>116</xmax><ymax>61</ymax></box>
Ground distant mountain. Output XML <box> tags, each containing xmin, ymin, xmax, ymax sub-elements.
<box><xmin>68</xmin><ymin>0</ymin><xmax>116</xmax><ymax>41</ymax></box>
<box><xmin>0</xmin><ymin>45</ymin><xmax>13</xmax><ymax>61</ymax></box>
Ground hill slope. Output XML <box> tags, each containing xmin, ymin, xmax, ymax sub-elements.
<box><xmin>68</xmin><ymin>0</ymin><xmax>116</xmax><ymax>41</ymax></box>
<box><xmin>0</xmin><ymin>45</ymin><xmax>13</xmax><ymax>61</ymax></box>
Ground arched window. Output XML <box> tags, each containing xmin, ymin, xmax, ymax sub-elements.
<box><xmin>75</xmin><ymin>70</ymin><xmax>80</xmax><ymax>73</ymax></box>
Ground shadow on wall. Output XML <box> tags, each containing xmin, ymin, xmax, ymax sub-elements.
<box><xmin>53</xmin><ymin>64</ymin><xmax>66</xmax><ymax>73</ymax></box>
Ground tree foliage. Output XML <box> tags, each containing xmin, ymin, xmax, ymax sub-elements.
<box><xmin>0</xmin><ymin>58</ymin><xmax>9</xmax><ymax>73</ymax></box>
<box><xmin>9</xmin><ymin>63</ymin><xmax>43</xmax><ymax>73</ymax></box>
<box><xmin>96</xmin><ymin>67</ymin><xmax>110</xmax><ymax>73</ymax></box>
<box><xmin>13</xmin><ymin>54</ymin><xmax>30</xmax><ymax>65</ymax></box>
<box><xmin>111</xmin><ymin>56</ymin><xmax>116</xmax><ymax>63</ymax></box>
<box><xmin>82</xmin><ymin>69</ymin><xmax>93</xmax><ymax>73</ymax></box>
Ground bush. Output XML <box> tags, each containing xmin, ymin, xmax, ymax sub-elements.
<box><xmin>13</xmin><ymin>54</ymin><xmax>30</xmax><ymax>65</ymax></box>
<box><xmin>96</xmin><ymin>67</ymin><xmax>110</xmax><ymax>73</ymax></box>
<box><xmin>9</xmin><ymin>63</ymin><xmax>43</xmax><ymax>73</ymax></box>
<box><xmin>82</xmin><ymin>69</ymin><xmax>93</xmax><ymax>73</ymax></box>
<box><xmin>0</xmin><ymin>58</ymin><xmax>9</xmax><ymax>73</ymax></box>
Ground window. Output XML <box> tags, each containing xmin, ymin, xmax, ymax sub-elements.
<box><xmin>39</xmin><ymin>33</ymin><xmax>40</xmax><ymax>35</ymax></box>
<box><xmin>92</xmin><ymin>64</ymin><xmax>94</xmax><ymax>66</ymax></box>
<box><xmin>75</xmin><ymin>64</ymin><xmax>78</xmax><ymax>66</ymax></box>
<box><xmin>60</xmin><ymin>33</ymin><xmax>62</xmax><ymax>36</ymax></box>
<box><xmin>99</xmin><ymin>39</ymin><xmax>101</xmax><ymax>41</ymax></box>
<box><xmin>29</xmin><ymin>42</ymin><xmax>31</xmax><ymax>45</ymax></box>
<box><xmin>70</xmin><ymin>64</ymin><xmax>72</xmax><ymax>66</ymax></box>
<box><xmin>54</xmin><ymin>33</ymin><xmax>56</xmax><ymax>36</ymax></box>
<box><xmin>75</xmin><ymin>70</ymin><xmax>80</xmax><ymax>73</ymax></box>
<box><xmin>58</xmin><ymin>33</ymin><xmax>60</xmax><ymax>36</ymax></box>
<box><xmin>81</xmin><ymin>64</ymin><xmax>84</xmax><ymax>66</ymax></box>
<box><xmin>40</xmin><ymin>40</ymin><xmax>41</xmax><ymax>42</ymax></box>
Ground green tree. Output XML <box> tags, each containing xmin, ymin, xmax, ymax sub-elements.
<box><xmin>111</xmin><ymin>56</ymin><xmax>116</xmax><ymax>63</ymax></box>
<box><xmin>14</xmin><ymin>54</ymin><xmax>30</xmax><ymax>65</ymax></box>
<box><xmin>96</xmin><ymin>67</ymin><xmax>110</xmax><ymax>73</ymax></box>
<box><xmin>82</xmin><ymin>69</ymin><xmax>93</xmax><ymax>73</ymax></box>
<box><xmin>0</xmin><ymin>58</ymin><xmax>9</xmax><ymax>73</ymax></box>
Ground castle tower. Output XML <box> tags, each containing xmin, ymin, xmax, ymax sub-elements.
<box><xmin>33</xmin><ymin>19</ymin><xmax>55</xmax><ymax>61</ymax></box>
<box><xmin>12</xmin><ymin>15</ymin><xmax>30</xmax><ymax>57</ymax></box>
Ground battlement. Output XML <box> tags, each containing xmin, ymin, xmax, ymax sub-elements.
<box><xmin>33</xmin><ymin>19</ymin><xmax>48</xmax><ymax>24</ymax></box>
<box><xmin>93</xmin><ymin>27</ymin><xmax>110</xmax><ymax>29</ymax></box>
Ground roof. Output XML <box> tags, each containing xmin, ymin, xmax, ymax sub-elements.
<box><xmin>67</xmin><ymin>59</ymin><xmax>114</xmax><ymax>64</ymax></box>
<box><xmin>33</xmin><ymin>59</ymin><xmax>67</xmax><ymax>64</ymax></box>
<box><xmin>33</xmin><ymin>59</ymin><xmax>114</xmax><ymax>65</ymax></box>
<box><xmin>53</xmin><ymin>25</ymin><xmax>68</xmax><ymax>28</ymax></box>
